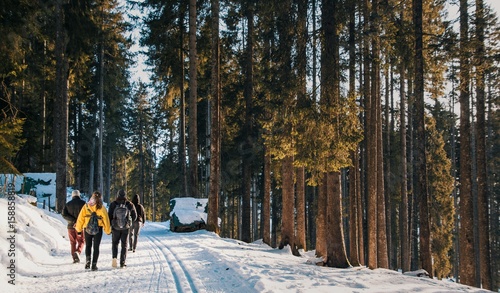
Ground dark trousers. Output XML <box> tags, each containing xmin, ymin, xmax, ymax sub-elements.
<box><xmin>128</xmin><ymin>221</ymin><xmax>142</xmax><ymax>250</ymax></box>
<box><xmin>85</xmin><ymin>227</ymin><xmax>103</xmax><ymax>264</ymax></box>
<box><xmin>68</xmin><ymin>228</ymin><xmax>85</xmax><ymax>255</ymax></box>
<box><xmin>112</xmin><ymin>228</ymin><xmax>129</xmax><ymax>264</ymax></box>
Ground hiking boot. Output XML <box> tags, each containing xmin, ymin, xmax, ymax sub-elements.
<box><xmin>112</xmin><ymin>258</ymin><xmax>118</xmax><ymax>268</ymax></box>
<box><xmin>73</xmin><ymin>252</ymin><xmax>80</xmax><ymax>263</ymax></box>
<box><xmin>91</xmin><ymin>264</ymin><xmax>98</xmax><ymax>271</ymax></box>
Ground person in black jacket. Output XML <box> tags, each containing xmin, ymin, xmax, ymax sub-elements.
<box><xmin>108</xmin><ymin>189</ymin><xmax>137</xmax><ymax>268</ymax></box>
<box><xmin>62</xmin><ymin>190</ymin><xmax>86</xmax><ymax>263</ymax></box>
<box><xmin>128</xmin><ymin>194</ymin><xmax>145</xmax><ymax>253</ymax></box>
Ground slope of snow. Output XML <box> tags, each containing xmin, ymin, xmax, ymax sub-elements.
<box><xmin>0</xmin><ymin>195</ymin><xmax>493</xmax><ymax>293</ymax></box>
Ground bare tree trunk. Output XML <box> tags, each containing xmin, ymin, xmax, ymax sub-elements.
<box><xmin>296</xmin><ymin>167</ymin><xmax>306</xmax><ymax>251</ymax></box>
<box><xmin>207</xmin><ymin>0</ymin><xmax>221</xmax><ymax>234</ymax></box>
<box><xmin>179</xmin><ymin>8</ymin><xmax>188</xmax><ymax>197</ymax></box>
<box><xmin>295</xmin><ymin>0</ymin><xmax>308</xmax><ymax>252</ymax></box>
<box><xmin>459</xmin><ymin>0</ymin><xmax>476</xmax><ymax>285</ymax></box>
<box><xmin>413</xmin><ymin>0</ymin><xmax>432</xmax><ymax>275</ymax></box>
<box><xmin>262</xmin><ymin>149</ymin><xmax>271</xmax><ymax>246</ymax></box>
<box><xmin>399</xmin><ymin>63</ymin><xmax>410</xmax><ymax>273</ymax></box>
<box><xmin>188</xmin><ymin>0</ymin><xmax>199</xmax><ymax>197</ymax></box>
<box><xmin>279</xmin><ymin>156</ymin><xmax>298</xmax><ymax>255</ymax></box>
<box><xmin>316</xmin><ymin>174</ymin><xmax>327</xmax><ymax>258</ymax></box>
<box><xmin>326</xmin><ymin>171</ymin><xmax>350</xmax><ymax>268</ymax></box>
<box><xmin>241</xmin><ymin>3</ymin><xmax>254</xmax><ymax>243</ymax></box>
<box><xmin>54</xmin><ymin>0</ymin><xmax>69</xmax><ymax>212</ymax></box>
<box><xmin>474</xmin><ymin>0</ymin><xmax>491</xmax><ymax>289</ymax></box>
<box><xmin>364</xmin><ymin>0</ymin><xmax>378</xmax><ymax>269</ymax></box>
<box><xmin>347</xmin><ymin>0</ymin><xmax>359</xmax><ymax>266</ymax></box>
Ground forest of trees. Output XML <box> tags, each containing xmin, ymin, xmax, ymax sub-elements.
<box><xmin>1</xmin><ymin>0</ymin><xmax>499</xmax><ymax>290</ymax></box>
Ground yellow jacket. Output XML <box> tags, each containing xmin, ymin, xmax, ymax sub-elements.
<box><xmin>75</xmin><ymin>203</ymin><xmax>111</xmax><ymax>235</ymax></box>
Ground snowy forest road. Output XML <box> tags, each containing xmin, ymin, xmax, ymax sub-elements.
<box><xmin>12</xmin><ymin>224</ymin><xmax>259</xmax><ymax>293</ymax></box>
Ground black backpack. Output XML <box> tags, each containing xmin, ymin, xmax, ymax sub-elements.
<box><xmin>112</xmin><ymin>203</ymin><xmax>132</xmax><ymax>230</ymax></box>
<box><xmin>85</xmin><ymin>205</ymin><xmax>102</xmax><ymax>235</ymax></box>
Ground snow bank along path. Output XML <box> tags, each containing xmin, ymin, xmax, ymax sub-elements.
<box><xmin>1</xmin><ymin>196</ymin><xmax>492</xmax><ymax>293</ymax></box>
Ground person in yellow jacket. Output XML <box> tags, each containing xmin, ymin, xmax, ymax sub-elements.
<box><xmin>75</xmin><ymin>191</ymin><xmax>111</xmax><ymax>271</ymax></box>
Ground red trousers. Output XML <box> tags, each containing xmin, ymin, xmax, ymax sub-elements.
<box><xmin>68</xmin><ymin>228</ymin><xmax>85</xmax><ymax>255</ymax></box>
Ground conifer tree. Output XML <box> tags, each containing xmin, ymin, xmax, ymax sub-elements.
<box><xmin>426</xmin><ymin>115</ymin><xmax>454</xmax><ymax>280</ymax></box>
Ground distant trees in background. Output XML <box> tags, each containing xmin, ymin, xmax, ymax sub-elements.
<box><xmin>1</xmin><ymin>0</ymin><xmax>500</xmax><ymax>290</ymax></box>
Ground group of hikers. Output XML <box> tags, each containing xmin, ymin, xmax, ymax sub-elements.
<box><xmin>62</xmin><ymin>189</ymin><xmax>146</xmax><ymax>271</ymax></box>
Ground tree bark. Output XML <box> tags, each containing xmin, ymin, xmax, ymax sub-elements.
<box><xmin>262</xmin><ymin>149</ymin><xmax>271</xmax><ymax>246</ymax></box>
<box><xmin>326</xmin><ymin>172</ymin><xmax>350</xmax><ymax>268</ymax></box>
<box><xmin>207</xmin><ymin>0</ymin><xmax>221</xmax><ymax>234</ymax></box>
<box><xmin>241</xmin><ymin>3</ymin><xmax>254</xmax><ymax>243</ymax></box>
<box><xmin>399</xmin><ymin>63</ymin><xmax>410</xmax><ymax>272</ymax></box>
<box><xmin>54</xmin><ymin>0</ymin><xmax>69</xmax><ymax>212</ymax></box>
<box><xmin>474</xmin><ymin>0</ymin><xmax>491</xmax><ymax>289</ymax></box>
<box><xmin>179</xmin><ymin>7</ymin><xmax>188</xmax><ymax>197</ymax></box>
<box><xmin>279</xmin><ymin>155</ymin><xmax>298</xmax><ymax>255</ymax></box>
<box><xmin>458</xmin><ymin>0</ymin><xmax>476</xmax><ymax>285</ymax></box>
<box><xmin>413</xmin><ymin>0</ymin><xmax>432</xmax><ymax>275</ymax></box>
<box><xmin>188</xmin><ymin>0</ymin><xmax>199</xmax><ymax>197</ymax></box>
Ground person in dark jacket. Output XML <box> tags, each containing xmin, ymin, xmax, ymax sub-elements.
<box><xmin>108</xmin><ymin>189</ymin><xmax>137</xmax><ymax>268</ymax></box>
<box><xmin>128</xmin><ymin>193</ymin><xmax>145</xmax><ymax>252</ymax></box>
<box><xmin>62</xmin><ymin>190</ymin><xmax>86</xmax><ymax>263</ymax></box>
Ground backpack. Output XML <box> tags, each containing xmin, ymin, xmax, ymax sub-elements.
<box><xmin>112</xmin><ymin>203</ymin><xmax>132</xmax><ymax>230</ymax></box>
<box><xmin>85</xmin><ymin>205</ymin><xmax>102</xmax><ymax>235</ymax></box>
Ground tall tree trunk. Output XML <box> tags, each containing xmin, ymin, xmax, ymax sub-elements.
<box><xmin>54</xmin><ymin>0</ymin><xmax>69</xmax><ymax>212</ymax></box>
<box><xmin>98</xmin><ymin>42</ymin><xmax>104</xmax><ymax>196</ymax></box>
<box><xmin>413</xmin><ymin>0</ymin><xmax>432</xmax><ymax>275</ymax></box>
<box><xmin>371</xmin><ymin>0</ymin><xmax>388</xmax><ymax>269</ymax></box>
<box><xmin>385</xmin><ymin>67</ymin><xmax>393</xmax><ymax>269</ymax></box>
<box><xmin>321</xmin><ymin>0</ymin><xmax>350</xmax><ymax>267</ymax></box>
<box><xmin>364</xmin><ymin>0</ymin><xmax>378</xmax><ymax>269</ymax></box>
<box><xmin>241</xmin><ymin>3</ymin><xmax>254</xmax><ymax>243</ymax></box>
<box><xmin>188</xmin><ymin>0</ymin><xmax>199</xmax><ymax>197</ymax></box>
<box><xmin>458</xmin><ymin>0</ymin><xmax>476</xmax><ymax>285</ymax></box>
<box><xmin>348</xmin><ymin>0</ymin><xmax>360</xmax><ymax>266</ymax></box>
<box><xmin>399</xmin><ymin>63</ymin><xmax>410</xmax><ymax>272</ymax></box>
<box><xmin>295</xmin><ymin>0</ymin><xmax>308</xmax><ymax>252</ymax></box>
<box><xmin>207</xmin><ymin>0</ymin><xmax>221</xmax><ymax>234</ymax></box>
<box><xmin>179</xmin><ymin>7</ymin><xmax>188</xmax><ymax>197</ymax></box>
<box><xmin>474</xmin><ymin>0</ymin><xmax>491</xmax><ymax>289</ymax></box>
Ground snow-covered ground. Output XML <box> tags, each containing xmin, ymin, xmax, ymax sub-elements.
<box><xmin>0</xmin><ymin>194</ymin><xmax>493</xmax><ymax>293</ymax></box>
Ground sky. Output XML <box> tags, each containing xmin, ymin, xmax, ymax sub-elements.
<box><xmin>0</xmin><ymin>192</ymin><xmax>494</xmax><ymax>293</ymax></box>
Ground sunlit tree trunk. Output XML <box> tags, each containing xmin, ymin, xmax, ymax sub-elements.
<box><xmin>458</xmin><ymin>0</ymin><xmax>476</xmax><ymax>285</ymax></box>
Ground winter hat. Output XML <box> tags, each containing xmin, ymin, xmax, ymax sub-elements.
<box><xmin>117</xmin><ymin>189</ymin><xmax>126</xmax><ymax>199</ymax></box>
<box><xmin>72</xmin><ymin>190</ymin><xmax>81</xmax><ymax>198</ymax></box>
